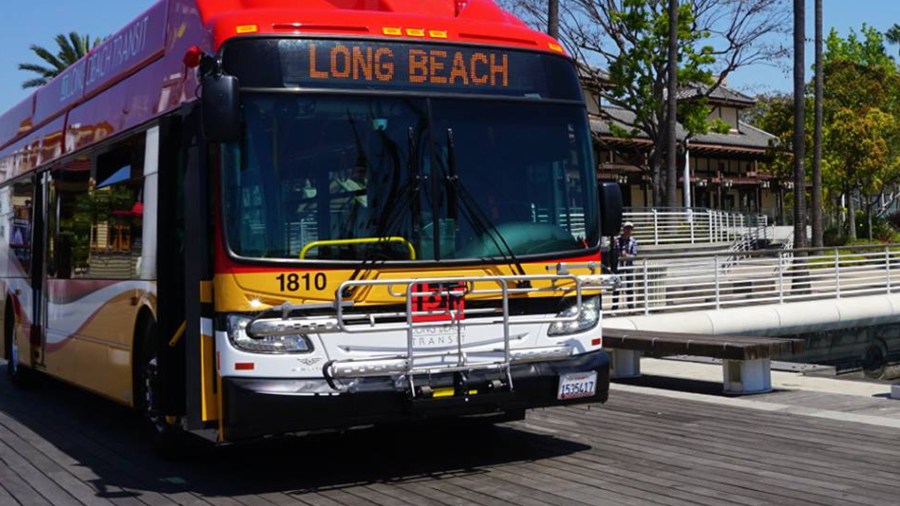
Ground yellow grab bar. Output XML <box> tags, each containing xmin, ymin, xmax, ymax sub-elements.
<box><xmin>299</xmin><ymin>237</ymin><xmax>417</xmax><ymax>260</ymax></box>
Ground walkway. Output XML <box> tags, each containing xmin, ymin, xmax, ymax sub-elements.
<box><xmin>2</xmin><ymin>361</ymin><xmax>899</xmax><ymax>506</ymax></box>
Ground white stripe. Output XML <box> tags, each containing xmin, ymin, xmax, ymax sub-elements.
<box><xmin>201</xmin><ymin>317</ymin><xmax>213</xmax><ymax>337</ymax></box>
<box><xmin>46</xmin><ymin>281</ymin><xmax>156</xmax><ymax>344</ymax></box>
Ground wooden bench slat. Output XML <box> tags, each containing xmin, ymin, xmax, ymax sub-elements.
<box><xmin>603</xmin><ymin>328</ymin><xmax>804</xmax><ymax>360</ymax></box>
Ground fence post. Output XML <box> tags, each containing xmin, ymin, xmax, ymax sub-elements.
<box><xmin>643</xmin><ymin>259</ymin><xmax>650</xmax><ymax>315</ymax></box>
<box><xmin>777</xmin><ymin>251</ymin><xmax>784</xmax><ymax>304</ymax></box>
<box><xmin>690</xmin><ymin>209</ymin><xmax>695</xmax><ymax>244</ymax></box>
<box><xmin>834</xmin><ymin>248</ymin><xmax>841</xmax><ymax>299</ymax></box>
<box><xmin>888</xmin><ymin>247</ymin><xmax>892</xmax><ymax>294</ymax></box>
<box><xmin>708</xmin><ymin>210</ymin><xmax>713</xmax><ymax>243</ymax></box>
<box><xmin>715</xmin><ymin>256</ymin><xmax>721</xmax><ymax>309</ymax></box>
<box><xmin>652</xmin><ymin>209</ymin><xmax>659</xmax><ymax>245</ymax></box>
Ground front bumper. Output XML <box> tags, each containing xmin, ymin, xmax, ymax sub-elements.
<box><xmin>221</xmin><ymin>350</ymin><xmax>609</xmax><ymax>441</ymax></box>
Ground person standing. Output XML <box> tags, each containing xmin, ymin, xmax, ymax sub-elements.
<box><xmin>613</xmin><ymin>222</ymin><xmax>638</xmax><ymax>309</ymax></box>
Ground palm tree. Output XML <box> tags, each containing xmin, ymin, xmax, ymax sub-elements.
<box><xmin>547</xmin><ymin>0</ymin><xmax>559</xmax><ymax>38</ymax></box>
<box><xmin>812</xmin><ymin>0</ymin><xmax>823</xmax><ymax>247</ymax></box>
<box><xmin>887</xmin><ymin>24</ymin><xmax>900</xmax><ymax>55</ymax></box>
<box><xmin>19</xmin><ymin>32</ymin><xmax>100</xmax><ymax>89</ymax></box>
<box><xmin>665</xmin><ymin>0</ymin><xmax>679</xmax><ymax>208</ymax></box>
<box><xmin>793</xmin><ymin>0</ymin><xmax>806</xmax><ymax>248</ymax></box>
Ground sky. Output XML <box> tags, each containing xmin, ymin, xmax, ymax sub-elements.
<box><xmin>0</xmin><ymin>0</ymin><xmax>898</xmax><ymax>113</ymax></box>
<box><xmin>727</xmin><ymin>0</ymin><xmax>900</xmax><ymax>95</ymax></box>
<box><xmin>0</xmin><ymin>0</ymin><xmax>156</xmax><ymax>112</ymax></box>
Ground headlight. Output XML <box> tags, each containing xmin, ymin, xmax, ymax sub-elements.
<box><xmin>227</xmin><ymin>315</ymin><xmax>313</xmax><ymax>354</ymax></box>
<box><xmin>547</xmin><ymin>296</ymin><xmax>600</xmax><ymax>336</ymax></box>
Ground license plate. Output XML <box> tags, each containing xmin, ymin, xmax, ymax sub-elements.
<box><xmin>557</xmin><ymin>371</ymin><xmax>598</xmax><ymax>400</ymax></box>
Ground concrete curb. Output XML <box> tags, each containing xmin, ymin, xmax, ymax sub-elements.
<box><xmin>892</xmin><ymin>383</ymin><xmax>900</xmax><ymax>400</ymax></box>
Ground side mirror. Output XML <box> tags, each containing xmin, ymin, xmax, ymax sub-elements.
<box><xmin>599</xmin><ymin>182</ymin><xmax>624</xmax><ymax>237</ymax></box>
<box><xmin>201</xmin><ymin>74</ymin><xmax>241</xmax><ymax>143</ymax></box>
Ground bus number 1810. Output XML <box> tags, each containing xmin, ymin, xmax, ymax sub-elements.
<box><xmin>276</xmin><ymin>273</ymin><xmax>327</xmax><ymax>292</ymax></box>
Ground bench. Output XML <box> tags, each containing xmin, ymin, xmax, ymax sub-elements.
<box><xmin>602</xmin><ymin>328</ymin><xmax>805</xmax><ymax>395</ymax></box>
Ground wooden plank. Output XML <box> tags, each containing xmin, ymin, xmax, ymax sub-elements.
<box><xmin>0</xmin><ymin>458</ymin><xmax>53</xmax><ymax>506</ymax></box>
<box><xmin>521</xmin><ymin>412</ymin><xmax>866</xmax><ymax>506</ymax></box>
<box><xmin>0</xmin><ymin>438</ymin><xmax>84</xmax><ymax>506</ymax></box>
<box><xmin>4</xmin><ymin>360</ymin><xmax>900</xmax><ymax>506</ymax></box>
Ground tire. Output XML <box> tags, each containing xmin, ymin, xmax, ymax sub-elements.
<box><xmin>862</xmin><ymin>340</ymin><xmax>888</xmax><ymax>380</ymax></box>
<box><xmin>134</xmin><ymin>315</ymin><xmax>183</xmax><ymax>456</ymax></box>
<box><xmin>4</xmin><ymin>302</ymin><xmax>30</xmax><ymax>387</ymax></box>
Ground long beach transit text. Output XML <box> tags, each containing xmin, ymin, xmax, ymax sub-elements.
<box><xmin>308</xmin><ymin>44</ymin><xmax>510</xmax><ymax>86</ymax></box>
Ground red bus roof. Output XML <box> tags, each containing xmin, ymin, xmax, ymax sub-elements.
<box><xmin>0</xmin><ymin>0</ymin><xmax>563</xmax><ymax>183</ymax></box>
<box><xmin>194</xmin><ymin>0</ymin><xmax>562</xmax><ymax>52</ymax></box>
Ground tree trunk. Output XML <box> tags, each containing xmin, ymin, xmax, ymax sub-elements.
<box><xmin>650</xmin><ymin>149</ymin><xmax>663</xmax><ymax>207</ymax></box>
<box><xmin>866</xmin><ymin>194</ymin><xmax>873</xmax><ymax>240</ymax></box>
<box><xmin>547</xmin><ymin>0</ymin><xmax>559</xmax><ymax>38</ymax></box>
<box><xmin>665</xmin><ymin>0</ymin><xmax>679</xmax><ymax>208</ymax></box>
<box><xmin>812</xmin><ymin>0</ymin><xmax>824</xmax><ymax>247</ymax></box>
<box><xmin>847</xmin><ymin>186</ymin><xmax>857</xmax><ymax>242</ymax></box>
<box><xmin>793</xmin><ymin>0</ymin><xmax>807</xmax><ymax>248</ymax></box>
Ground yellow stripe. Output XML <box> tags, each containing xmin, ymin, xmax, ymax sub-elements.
<box><xmin>200</xmin><ymin>281</ymin><xmax>213</xmax><ymax>304</ymax></box>
<box><xmin>201</xmin><ymin>333</ymin><xmax>219</xmax><ymax>422</ymax></box>
<box><xmin>168</xmin><ymin>321</ymin><xmax>187</xmax><ymax>348</ymax></box>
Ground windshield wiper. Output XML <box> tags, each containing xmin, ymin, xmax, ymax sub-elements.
<box><xmin>341</xmin><ymin>126</ymin><xmax>421</xmax><ymax>298</ymax></box>
<box><xmin>444</xmin><ymin>128</ymin><xmax>530</xmax><ymax>286</ymax></box>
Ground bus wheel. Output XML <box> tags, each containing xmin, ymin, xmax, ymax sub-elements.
<box><xmin>4</xmin><ymin>302</ymin><xmax>29</xmax><ymax>387</ymax></box>
<box><xmin>135</xmin><ymin>316</ymin><xmax>181</xmax><ymax>456</ymax></box>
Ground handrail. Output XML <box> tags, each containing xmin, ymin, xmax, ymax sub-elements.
<box><xmin>299</xmin><ymin>237</ymin><xmax>418</xmax><ymax>260</ymax></box>
<box><xmin>604</xmin><ymin>244</ymin><xmax>900</xmax><ymax>318</ymax></box>
<box><xmin>621</xmin><ymin>207</ymin><xmax>768</xmax><ymax>247</ymax></box>
<box><xmin>623</xmin><ymin>242</ymin><xmax>900</xmax><ymax>262</ymax></box>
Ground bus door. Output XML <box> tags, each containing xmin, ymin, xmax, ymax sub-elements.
<box><xmin>29</xmin><ymin>170</ymin><xmax>49</xmax><ymax>369</ymax></box>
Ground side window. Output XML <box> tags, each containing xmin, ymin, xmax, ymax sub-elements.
<box><xmin>8</xmin><ymin>180</ymin><xmax>35</xmax><ymax>276</ymax></box>
<box><xmin>50</xmin><ymin>132</ymin><xmax>146</xmax><ymax>280</ymax></box>
<box><xmin>90</xmin><ymin>134</ymin><xmax>146</xmax><ymax>279</ymax></box>
<box><xmin>49</xmin><ymin>157</ymin><xmax>92</xmax><ymax>279</ymax></box>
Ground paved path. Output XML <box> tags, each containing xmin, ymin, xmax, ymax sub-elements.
<box><xmin>1</xmin><ymin>362</ymin><xmax>899</xmax><ymax>506</ymax></box>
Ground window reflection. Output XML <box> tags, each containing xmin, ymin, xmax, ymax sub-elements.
<box><xmin>8</xmin><ymin>180</ymin><xmax>34</xmax><ymax>275</ymax></box>
<box><xmin>50</xmin><ymin>134</ymin><xmax>145</xmax><ymax>279</ymax></box>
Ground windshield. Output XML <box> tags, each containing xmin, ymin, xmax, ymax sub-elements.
<box><xmin>222</xmin><ymin>94</ymin><xmax>599</xmax><ymax>262</ymax></box>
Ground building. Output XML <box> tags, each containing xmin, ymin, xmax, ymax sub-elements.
<box><xmin>585</xmin><ymin>81</ymin><xmax>784</xmax><ymax>222</ymax></box>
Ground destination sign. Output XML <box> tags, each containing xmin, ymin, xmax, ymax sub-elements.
<box><xmin>300</xmin><ymin>42</ymin><xmax>510</xmax><ymax>88</ymax></box>
<box><xmin>222</xmin><ymin>39</ymin><xmax>582</xmax><ymax>100</ymax></box>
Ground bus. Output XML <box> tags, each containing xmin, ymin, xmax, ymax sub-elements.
<box><xmin>0</xmin><ymin>0</ymin><xmax>623</xmax><ymax>444</ymax></box>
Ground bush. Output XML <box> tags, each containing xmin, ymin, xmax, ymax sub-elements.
<box><xmin>823</xmin><ymin>226</ymin><xmax>846</xmax><ymax>247</ymax></box>
<box><xmin>824</xmin><ymin>212</ymin><xmax>900</xmax><ymax>246</ymax></box>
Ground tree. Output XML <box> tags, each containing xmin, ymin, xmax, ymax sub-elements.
<box><xmin>792</xmin><ymin>0</ymin><xmax>806</xmax><ymax>249</ymax></box>
<box><xmin>19</xmin><ymin>32</ymin><xmax>100</xmax><ymax>89</ymax></box>
<box><xmin>887</xmin><ymin>24</ymin><xmax>900</xmax><ymax>55</ymax></box>
<box><xmin>821</xmin><ymin>26</ymin><xmax>900</xmax><ymax>242</ymax></box>
<box><xmin>811</xmin><ymin>0</ymin><xmax>823</xmax><ymax>248</ymax></box>
<box><xmin>501</xmin><ymin>0</ymin><xmax>789</xmax><ymax>206</ymax></box>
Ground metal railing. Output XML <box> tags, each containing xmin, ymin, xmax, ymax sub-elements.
<box><xmin>623</xmin><ymin>207</ymin><xmax>769</xmax><ymax>246</ymax></box>
<box><xmin>604</xmin><ymin>244</ymin><xmax>900</xmax><ymax>317</ymax></box>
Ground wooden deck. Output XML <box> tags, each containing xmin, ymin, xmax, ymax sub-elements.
<box><xmin>1</xmin><ymin>362</ymin><xmax>899</xmax><ymax>506</ymax></box>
